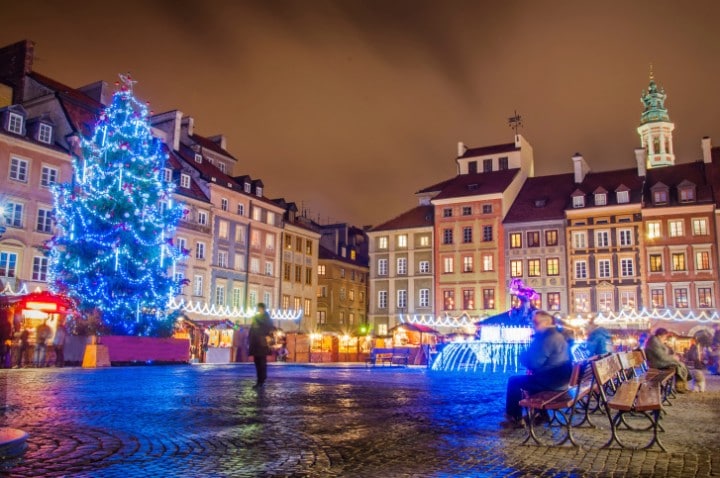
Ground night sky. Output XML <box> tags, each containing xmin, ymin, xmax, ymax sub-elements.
<box><xmin>3</xmin><ymin>1</ymin><xmax>720</xmax><ymax>227</ymax></box>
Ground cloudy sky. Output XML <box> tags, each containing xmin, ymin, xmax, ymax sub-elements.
<box><xmin>3</xmin><ymin>1</ymin><xmax>720</xmax><ymax>226</ymax></box>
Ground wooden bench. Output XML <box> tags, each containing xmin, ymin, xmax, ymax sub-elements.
<box><xmin>619</xmin><ymin>350</ymin><xmax>675</xmax><ymax>406</ymax></box>
<box><xmin>366</xmin><ymin>352</ymin><xmax>408</xmax><ymax>367</ymax></box>
<box><xmin>592</xmin><ymin>354</ymin><xmax>667</xmax><ymax>451</ymax></box>
<box><xmin>519</xmin><ymin>360</ymin><xmax>596</xmax><ymax>447</ymax></box>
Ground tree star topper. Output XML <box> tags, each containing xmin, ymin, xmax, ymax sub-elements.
<box><xmin>118</xmin><ymin>72</ymin><xmax>137</xmax><ymax>92</ymax></box>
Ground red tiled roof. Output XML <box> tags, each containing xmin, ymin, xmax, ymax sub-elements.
<box><xmin>644</xmin><ymin>161</ymin><xmax>714</xmax><ymax>207</ymax></box>
<box><xmin>460</xmin><ymin>142</ymin><xmax>518</xmax><ymax>158</ymax></box>
<box><xmin>421</xmin><ymin>169</ymin><xmax>520</xmax><ymax>200</ymax></box>
<box><xmin>504</xmin><ymin>173</ymin><xmax>575</xmax><ymax>223</ymax></box>
<box><xmin>190</xmin><ymin>134</ymin><xmax>236</xmax><ymax>160</ymax></box>
<box><xmin>371</xmin><ymin>205</ymin><xmax>434</xmax><ymax>232</ymax></box>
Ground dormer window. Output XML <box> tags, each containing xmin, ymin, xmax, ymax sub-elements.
<box><xmin>180</xmin><ymin>173</ymin><xmax>191</xmax><ymax>188</ymax></box>
<box><xmin>244</xmin><ymin>182</ymin><xmax>251</xmax><ymax>193</ymax></box>
<box><xmin>256</xmin><ymin>186</ymin><xmax>263</xmax><ymax>197</ymax></box>
<box><xmin>594</xmin><ymin>193</ymin><xmax>607</xmax><ymax>206</ymax></box>
<box><xmin>163</xmin><ymin>168</ymin><xmax>172</xmax><ymax>182</ymax></box>
<box><xmin>653</xmin><ymin>190</ymin><xmax>667</xmax><ymax>205</ymax></box>
<box><xmin>617</xmin><ymin>190</ymin><xmax>629</xmax><ymax>204</ymax></box>
<box><xmin>218</xmin><ymin>162</ymin><xmax>226</xmax><ymax>173</ymax></box>
<box><xmin>7</xmin><ymin>112</ymin><xmax>23</xmax><ymax>134</ymax></box>
<box><xmin>38</xmin><ymin>123</ymin><xmax>53</xmax><ymax>144</ymax></box>
<box><xmin>679</xmin><ymin>182</ymin><xmax>696</xmax><ymax>203</ymax></box>
<box><xmin>572</xmin><ymin>195</ymin><xmax>585</xmax><ymax>208</ymax></box>
<box><xmin>194</xmin><ymin>153</ymin><xmax>202</xmax><ymax>163</ymax></box>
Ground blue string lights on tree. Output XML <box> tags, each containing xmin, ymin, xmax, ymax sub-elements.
<box><xmin>48</xmin><ymin>74</ymin><xmax>187</xmax><ymax>337</ymax></box>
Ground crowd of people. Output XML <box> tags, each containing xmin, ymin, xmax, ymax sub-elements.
<box><xmin>0</xmin><ymin>316</ymin><xmax>68</xmax><ymax>368</ymax></box>
<box><xmin>500</xmin><ymin>312</ymin><xmax>720</xmax><ymax>428</ymax></box>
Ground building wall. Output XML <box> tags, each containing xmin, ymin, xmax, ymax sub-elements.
<box><xmin>279</xmin><ymin>223</ymin><xmax>320</xmax><ymax>332</ymax></box>
<box><xmin>316</xmin><ymin>258</ymin><xmax>368</xmax><ymax>334</ymax></box>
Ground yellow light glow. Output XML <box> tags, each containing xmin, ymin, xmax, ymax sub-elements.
<box><xmin>26</xmin><ymin>301</ymin><xmax>57</xmax><ymax>311</ymax></box>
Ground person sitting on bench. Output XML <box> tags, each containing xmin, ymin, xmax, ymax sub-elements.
<box><xmin>644</xmin><ymin>328</ymin><xmax>690</xmax><ymax>393</ymax></box>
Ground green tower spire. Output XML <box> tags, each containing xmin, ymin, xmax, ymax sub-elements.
<box><xmin>640</xmin><ymin>66</ymin><xmax>670</xmax><ymax>125</ymax></box>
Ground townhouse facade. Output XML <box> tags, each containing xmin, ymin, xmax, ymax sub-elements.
<box><xmin>367</xmin><ymin>205</ymin><xmax>434</xmax><ymax>335</ymax></box>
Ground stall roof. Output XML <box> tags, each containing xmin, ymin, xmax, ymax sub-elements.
<box><xmin>392</xmin><ymin>323</ymin><xmax>441</xmax><ymax>335</ymax></box>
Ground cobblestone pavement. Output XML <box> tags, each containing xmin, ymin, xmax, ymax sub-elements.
<box><xmin>1</xmin><ymin>364</ymin><xmax>719</xmax><ymax>477</ymax></box>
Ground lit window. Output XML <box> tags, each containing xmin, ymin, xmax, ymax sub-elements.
<box><xmin>647</xmin><ymin>222</ymin><xmax>661</xmax><ymax>239</ymax></box>
<box><xmin>443</xmin><ymin>257</ymin><xmax>454</xmax><ymax>273</ymax></box>
<box><xmin>527</xmin><ymin>259</ymin><xmax>540</xmax><ymax>277</ymax></box>
<box><xmin>649</xmin><ymin>254</ymin><xmax>663</xmax><ymax>272</ymax></box>
<box><xmin>218</xmin><ymin>220</ymin><xmax>228</xmax><ymax>239</ymax></box>
<box><xmin>671</xmin><ymin>253</ymin><xmax>686</xmax><ymax>271</ymax></box>
<box><xmin>547</xmin><ymin>292</ymin><xmax>561</xmax><ymax>311</ymax></box>
<box><xmin>397</xmin><ymin>234</ymin><xmax>407</xmax><ymax>248</ymax></box>
<box><xmin>318</xmin><ymin>265</ymin><xmax>326</xmax><ymax>276</ymax></box>
<box><xmin>482</xmin><ymin>254</ymin><xmax>493</xmax><ymax>271</ymax></box>
<box><xmin>650</xmin><ymin>289</ymin><xmax>665</xmax><ymax>308</ymax></box>
<box><xmin>698</xmin><ymin>288</ymin><xmax>713</xmax><ymax>308</ymax></box>
<box><xmin>695</xmin><ymin>250</ymin><xmax>711</xmax><ymax>270</ymax></box>
<box><xmin>509</xmin><ymin>233</ymin><xmax>522</xmax><ymax>248</ymax></box>
<box><xmin>692</xmin><ymin>218</ymin><xmax>708</xmax><ymax>235</ymax></box>
<box><xmin>378</xmin><ymin>236</ymin><xmax>388</xmax><ymax>249</ymax></box>
<box><xmin>510</xmin><ymin>260</ymin><xmax>523</xmax><ymax>277</ymax></box>
<box><xmin>674</xmin><ymin>288</ymin><xmax>689</xmax><ymax>308</ymax></box>
<box><xmin>463</xmin><ymin>256</ymin><xmax>473</xmax><ymax>273</ymax></box>
<box><xmin>545</xmin><ymin>230</ymin><xmax>558</xmax><ymax>246</ymax></box>
<box><xmin>527</xmin><ymin>231</ymin><xmax>540</xmax><ymax>247</ymax></box>
<box><xmin>443</xmin><ymin>290</ymin><xmax>455</xmax><ymax>310</ymax></box>
<box><xmin>419</xmin><ymin>235</ymin><xmax>430</xmax><ymax>247</ymax></box>
<box><xmin>546</xmin><ymin>258</ymin><xmax>559</xmax><ymax>276</ymax></box>
<box><xmin>668</xmin><ymin>220</ymin><xmax>684</xmax><ymax>237</ymax></box>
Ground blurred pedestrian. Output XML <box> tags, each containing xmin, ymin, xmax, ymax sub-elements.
<box><xmin>0</xmin><ymin>314</ymin><xmax>11</xmax><ymax>368</ymax></box>
<box><xmin>16</xmin><ymin>328</ymin><xmax>29</xmax><ymax>368</ymax></box>
<box><xmin>34</xmin><ymin>319</ymin><xmax>52</xmax><ymax>367</ymax></box>
<box><xmin>248</xmin><ymin>303</ymin><xmax>274</xmax><ymax>388</ymax></box>
<box><xmin>585</xmin><ymin>319</ymin><xmax>613</xmax><ymax>357</ymax></box>
<box><xmin>53</xmin><ymin>322</ymin><xmax>68</xmax><ymax>367</ymax></box>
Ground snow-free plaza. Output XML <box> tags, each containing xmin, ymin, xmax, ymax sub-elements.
<box><xmin>2</xmin><ymin>364</ymin><xmax>719</xmax><ymax>477</ymax></box>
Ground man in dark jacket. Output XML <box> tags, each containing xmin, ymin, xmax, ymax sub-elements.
<box><xmin>248</xmin><ymin>303</ymin><xmax>274</xmax><ymax>388</ymax></box>
<box><xmin>501</xmin><ymin>310</ymin><xmax>573</xmax><ymax>428</ymax></box>
<box><xmin>644</xmin><ymin>328</ymin><xmax>690</xmax><ymax>392</ymax></box>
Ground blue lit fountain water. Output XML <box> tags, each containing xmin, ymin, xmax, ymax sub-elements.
<box><xmin>431</xmin><ymin>279</ymin><xmax>536</xmax><ymax>373</ymax></box>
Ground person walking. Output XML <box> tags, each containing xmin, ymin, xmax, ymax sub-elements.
<box><xmin>501</xmin><ymin>310</ymin><xmax>573</xmax><ymax>428</ymax></box>
<box><xmin>53</xmin><ymin>322</ymin><xmax>68</xmax><ymax>367</ymax></box>
<box><xmin>248</xmin><ymin>303</ymin><xmax>274</xmax><ymax>388</ymax></box>
<box><xmin>34</xmin><ymin>319</ymin><xmax>52</xmax><ymax>367</ymax></box>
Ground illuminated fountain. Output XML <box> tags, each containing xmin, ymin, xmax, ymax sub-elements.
<box><xmin>431</xmin><ymin>279</ymin><xmax>535</xmax><ymax>373</ymax></box>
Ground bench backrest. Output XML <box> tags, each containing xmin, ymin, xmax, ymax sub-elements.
<box><xmin>592</xmin><ymin>353</ymin><xmax>623</xmax><ymax>399</ymax></box>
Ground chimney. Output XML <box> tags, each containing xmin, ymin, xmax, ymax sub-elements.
<box><xmin>77</xmin><ymin>81</ymin><xmax>111</xmax><ymax>106</ymax></box>
<box><xmin>702</xmin><ymin>136</ymin><xmax>712</xmax><ymax>164</ymax></box>
<box><xmin>457</xmin><ymin>141</ymin><xmax>466</xmax><ymax>157</ymax></box>
<box><xmin>572</xmin><ymin>153</ymin><xmax>590</xmax><ymax>184</ymax></box>
<box><xmin>635</xmin><ymin>148</ymin><xmax>646</xmax><ymax>177</ymax></box>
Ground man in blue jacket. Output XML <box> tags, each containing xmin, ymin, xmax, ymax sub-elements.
<box><xmin>501</xmin><ymin>310</ymin><xmax>573</xmax><ymax>428</ymax></box>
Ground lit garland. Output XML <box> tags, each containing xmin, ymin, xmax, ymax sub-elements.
<box><xmin>48</xmin><ymin>74</ymin><xmax>186</xmax><ymax>336</ymax></box>
<box><xmin>399</xmin><ymin>313</ymin><xmax>475</xmax><ymax>328</ymax></box>
<box><xmin>167</xmin><ymin>297</ymin><xmax>302</xmax><ymax>322</ymax></box>
<box><xmin>596</xmin><ymin>307</ymin><xmax>720</xmax><ymax>325</ymax></box>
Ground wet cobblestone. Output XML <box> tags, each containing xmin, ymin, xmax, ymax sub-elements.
<box><xmin>1</xmin><ymin>364</ymin><xmax>719</xmax><ymax>477</ymax></box>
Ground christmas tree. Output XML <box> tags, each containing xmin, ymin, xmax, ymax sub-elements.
<box><xmin>49</xmin><ymin>74</ymin><xmax>186</xmax><ymax>337</ymax></box>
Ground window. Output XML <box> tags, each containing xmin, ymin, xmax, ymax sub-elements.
<box><xmin>668</xmin><ymin>220</ymin><xmax>684</xmax><ymax>237</ymax></box>
<box><xmin>4</xmin><ymin>201</ymin><xmax>23</xmax><ymax>228</ymax></box>
<box><xmin>653</xmin><ymin>190</ymin><xmax>668</xmax><ymax>204</ymax></box>
<box><xmin>498</xmin><ymin>157</ymin><xmax>508</xmax><ymax>170</ymax></box>
<box><xmin>304</xmin><ymin>298</ymin><xmax>312</xmax><ymax>316</ymax></box>
<box><xmin>283</xmin><ymin>263</ymin><xmax>291</xmax><ymax>281</ymax></box>
<box><xmin>306</xmin><ymin>240</ymin><xmax>313</xmax><ymax>255</ymax></box>
<box><xmin>483</xmin><ymin>159</ymin><xmax>492</xmax><ymax>172</ymax></box>
<box><xmin>419</xmin><ymin>289</ymin><xmax>430</xmax><ymax>308</ymax></box>
<box><xmin>419</xmin><ymin>260</ymin><xmax>430</xmax><ymax>274</ymax></box>
<box><xmin>695</xmin><ymin>251</ymin><xmax>711</xmax><ymax>271</ymax></box>
<box><xmin>248</xmin><ymin>258</ymin><xmax>259</xmax><ymax>274</ymax></box>
<box><xmin>443</xmin><ymin>208</ymin><xmax>453</xmax><ymax>218</ymax></box>
<box><xmin>256</xmin><ymin>186</ymin><xmax>263</xmax><ymax>197</ymax></box>
<box><xmin>510</xmin><ymin>260</ymin><xmax>523</xmax><ymax>277</ymax></box>
<box><xmin>397</xmin><ymin>234</ymin><xmax>408</xmax><ymax>248</ymax></box>
<box><xmin>443</xmin><ymin>229</ymin><xmax>453</xmax><ymax>245</ymax></box>
<box><xmin>593</xmin><ymin>259</ymin><xmax>609</xmax><ymax>278</ymax></box>
<box><xmin>217</xmin><ymin>162</ymin><xmax>226</xmax><ymax>173</ymax></box>
<box><xmin>649</xmin><ymin>254</ymin><xmax>663</xmax><ymax>272</ymax></box>
<box><xmin>7</xmin><ymin>112</ymin><xmax>23</xmax><ymax>134</ymax></box>
<box><xmin>482</xmin><ymin>254</ymin><xmax>494</xmax><ymax>272</ymax></box>
<box><xmin>671</xmin><ymin>253</ymin><xmax>686</xmax><ymax>271</ymax></box>
<box><xmin>378</xmin><ymin>291</ymin><xmax>388</xmax><ymax>309</ymax></box>
<box><xmin>463</xmin><ymin>226</ymin><xmax>473</xmax><ymax>243</ymax></box>
<box><xmin>572</xmin><ymin>195</ymin><xmax>585</xmax><ymax>208</ymax></box>
<box><xmin>462</xmin><ymin>206</ymin><xmax>472</xmax><ymax>216</ymax></box>
<box><xmin>650</xmin><ymin>289</ymin><xmax>665</xmax><ymax>308</ymax></box>
<box><xmin>616</xmin><ymin>190</ymin><xmax>629</xmax><ymax>204</ymax></box>
<box><xmin>574</xmin><ymin>291</ymin><xmax>590</xmax><ymax>313</ymax></box>
<box><xmin>462</xmin><ymin>289</ymin><xmax>475</xmax><ymax>309</ymax></box>
<box><xmin>180</xmin><ymin>173</ymin><xmax>190</xmax><ymax>188</ymax></box>
<box><xmin>265</xmin><ymin>234</ymin><xmax>274</xmax><ymax>251</ymax></box>
<box><xmin>575</xmin><ymin>261</ymin><xmax>587</xmax><ymax>279</ymax></box>
<box><xmin>378</xmin><ymin>259</ymin><xmax>388</xmax><ymax>276</ymax></box>
<box><xmin>377</xmin><ymin>236</ymin><xmax>389</xmax><ymax>250</ymax></box>
<box><xmin>195</xmin><ymin>242</ymin><xmax>206</xmax><ymax>259</ymax></box>
<box><xmin>215</xmin><ymin>285</ymin><xmax>225</xmax><ymax>305</ymax></box>
<box><xmin>217</xmin><ymin>250</ymin><xmax>228</xmax><ymax>268</ymax></box>
<box><xmin>248</xmin><ymin>291</ymin><xmax>258</xmax><ymax>309</ymax></box>
<box><xmin>397</xmin><ymin>290</ymin><xmax>407</xmax><ymax>309</ymax></box>
<box><xmin>282</xmin><ymin>295</ymin><xmax>291</xmax><ymax>310</ymax></box>
<box><xmin>220</xmin><ymin>198</ymin><xmax>228</xmax><ymax>211</ymax></box>
<box><xmin>546</xmin><ymin>258</ymin><xmax>559</xmax><ymax>276</ymax></box>
<box><xmin>263</xmin><ymin>261</ymin><xmax>274</xmax><ymax>277</ymax></box>
<box><xmin>176</xmin><ymin>237</ymin><xmax>187</xmax><ymax>256</ymax></box>
<box><xmin>692</xmin><ymin>218</ymin><xmax>708</xmax><ymax>236</ymax></box>
<box><xmin>193</xmin><ymin>275</ymin><xmax>204</xmax><ymax>296</ymax></box>
<box><xmin>679</xmin><ymin>187</ymin><xmax>695</xmax><ymax>202</ymax></box>
<box><xmin>316</xmin><ymin>310</ymin><xmax>327</xmax><ymax>325</ymax></box>
<box><xmin>481</xmin><ymin>288</ymin><xmax>494</xmax><ymax>309</ymax></box>
<box><xmin>443</xmin><ymin>257</ymin><xmax>454</xmax><ymax>273</ymax></box>
<box><xmin>463</xmin><ymin>256</ymin><xmax>473</xmax><ymax>273</ymax></box>
<box><xmin>620</xmin><ymin>258</ymin><xmax>634</xmax><ymax>277</ymax></box>
<box><xmin>237</xmin><ymin>204</ymin><xmax>245</xmax><ymax>216</ymax></box>
<box><xmin>250</xmin><ymin>230</ymin><xmax>261</xmax><ymax>249</ymax></box>
<box><xmin>295</xmin><ymin>265</ymin><xmax>302</xmax><ymax>282</ymax></box>
<box><xmin>296</xmin><ymin>237</ymin><xmax>303</xmax><ymax>252</ymax></box>
<box><xmin>698</xmin><ymin>288</ymin><xmax>713</xmax><ymax>308</ymax></box>
<box><xmin>397</xmin><ymin>257</ymin><xmax>407</xmax><ymax>275</ymax></box>
<box><xmin>162</xmin><ymin>168</ymin><xmax>172</xmax><ymax>183</ymax></box>
<box><xmin>509</xmin><ymin>233</ymin><xmax>522</xmax><ymax>249</ymax></box>
<box><xmin>547</xmin><ymin>292</ymin><xmax>561</xmax><ymax>311</ymax></box>
<box><xmin>339</xmin><ymin>288</ymin><xmax>346</xmax><ymax>301</ymax></box>
<box><xmin>217</xmin><ymin>220</ymin><xmax>228</xmax><ymax>239</ymax></box>
<box><xmin>198</xmin><ymin>211</ymin><xmax>208</xmax><ymax>226</ymax></box>
<box><xmin>598</xmin><ymin>291</ymin><xmax>613</xmax><ymax>311</ymax></box>
<box><xmin>305</xmin><ymin>267</ymin><xmax>312</xmax><ymax>285</ymax></box>
<box><xmin>572</xmin><ymin>231</ymin><xmax>587</xmax><ymax>249</ymax></box>
<box><xmin>0</xmin><ymin>252</ymin><xmax>17</xmax><ymax>278</ymax></box>
<box><xmin>674</xmin><ymin>288</ymin><xmax>689</xmax><ymax>308</ymax></box>
<box><xmin>318</xmin><ymin>265</ymin><xmax>326</xmax><ymax>276</ymax></box>
<box><xmin>595</xmin><ymin>230</ymin><xmax>609</xmax><ymax>248</ymax></box>
<box><xmin>317</xmin><ymin>286</ymin><xmax>327</xmax><ymax>298</ymax></box>
<box><xmin>482</xmin><ymin>204</ymin><xmax>492</xmax><ymax>214</ymax></box>
<box><xmin>348</xmin><ymin>289</ymin><xmax>355</xmax><ymax>301</ymax></box>
<box><xmin>40</xmin><ymin>166</ymin><xmax>58</xmax><ymax>187</ymax></box>
<box><xmin>443</xmin><ymin>290</ymin><xmax>455</xmax><ymax>310</ymax></box>
<box><xmin>419</xmin><ymin>235</ymin><xmax>430</xmax><ymax>247</ymax></box>
<box><xmin>252</xmin><ymin>207</ymin><xmax>262</xmax><ymax>221</ymax></box>
<box><xmin>594</xmin><ymin>193</ymin><xmax>607</xmax><ymax>206</ymax></box>
<box><xmin>32</xmin><ymin>256</ymin><xmax>48</xmax><ymax>281</ymax></box>
<box><xmin>9</xmin><ymin>158</ymin><xmax>28</xmax><ymax>182</ymax></box>
<box><xmin>646</xmin><ymin>222</ymin><xmax>661</xmax><ymax>239</ymax></box>
<box><xmin>527</xmin><ymin>259</ymin><xmax>540</xmax><ymax>277</ymax></box>
<box><xmin>243</xmin><ymin>182</ymin><xmax>251</xmax><ymax>193</ymax></box>
<box><xmin>36</xmin><ymin>208</ymin><xmax>52</xmax><ymax>233</ymax></box>
<box><xmin>544</xmin><ymin>230</ymin><xmax>558</xmax><ymax>246</ymax></box>
<box><xmin>618</xmin><ymin>229</ymin><xmax>632</xmax><ymax>247</ymax></box>
<box><xmin>483</xmin><ymin>225</ymin><xmax>493</xmax><ymax>242</ymax></box>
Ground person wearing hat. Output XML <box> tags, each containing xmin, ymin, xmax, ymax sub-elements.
<box><xmin>248</xmin><ymin>303</ymin><xmax>274</xmax><ymax>388</ymax></box>
<box><xmin>644</xmin><ymin>328</ymin><xmax>690</xmax><ymax>393</ymax></box>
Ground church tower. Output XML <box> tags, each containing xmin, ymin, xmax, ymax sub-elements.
<box><xmin>637</xmin><ymin>69</ymin><xmax>675</xmax><ymax>169</ymax></box>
